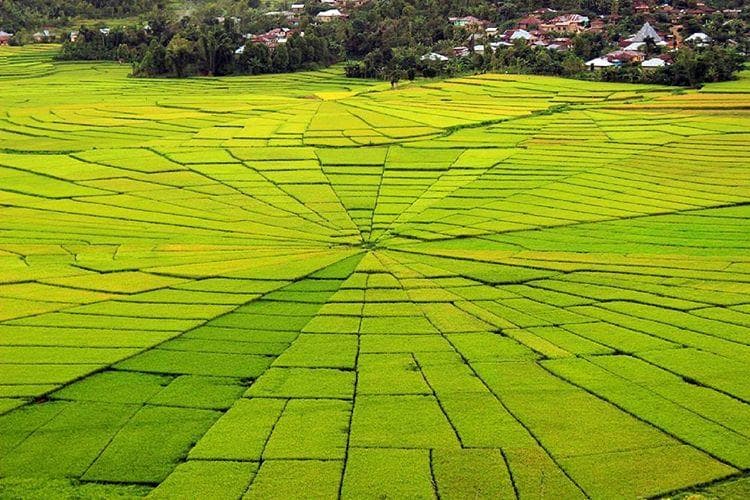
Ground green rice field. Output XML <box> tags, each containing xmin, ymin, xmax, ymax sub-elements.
<box><xmin>1</xmin><ymin>45</ymin><xmax>750</xmax><ymax>498</ymax></box>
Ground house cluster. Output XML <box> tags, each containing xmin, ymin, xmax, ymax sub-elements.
<box><xmin>447</xmin><ymin>12</ymin><xmax>593</xmax><ymax>56</ymax></box>
<box><xmin>433</xmin><ymin>0</ymin><xmax>741</xmax><ymax>69</ymax></box>
<box><xmin>584</xmin><ymin>22</ymin><xmax>710</xmax><ymax>69</ymax></box>
<box><xmin>265</xmin><ymin>0</ymin><xmax>359</xmax><ymax>27</ymax></box>
<box><xmin>236</xmin><ymin>27</ymin><xmax>303</xmax><ymax>53</ymax></box>
<box><xmin>499</xmin><ymin>11</ymin><xmax>608</xmax><ymax>51</ymax></box>
<box><xmin>632</xmin><ymin>1</ymin><xmax>742</xmax><ymax>20</ymax></box>
<box><xmin>240</xmin><ymin>0</ymin><xmax>362</xmax><ymax>53</ymax></box>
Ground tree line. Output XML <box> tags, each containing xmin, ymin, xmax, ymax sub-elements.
<box><xmin>345</xmin><ymin>39</ymin><xmax>744</xmax><ymax>88</ymax></box>
<box><xmin>0</xmin><ymin>0</ymin><xmax>154</xmax><ymax>32</ymax></box>
<box><xmin>49</xmin><ymin>0</ymin><xmax>748</xmax><ymax>86</ymax></box>
<box><xmin>57</xmin><ymin>17</ymin><xmax>336</xmax><ymax>77</ymax></box>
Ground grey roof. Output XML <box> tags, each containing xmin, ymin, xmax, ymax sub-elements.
<box><xmin>629</xmin><ymin>22</ymin><xmax>663</xmax><ymax>43</ymax></box>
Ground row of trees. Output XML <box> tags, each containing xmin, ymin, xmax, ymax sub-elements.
<box><xmin>346</xmin><ymin>38</ymin><xmax>744</xmax><ymax>88</ymax></box>
<box><xmin>601</xmin><ymin>46</ymin><xmax>745</xmax><ymax>86</ymax></box>
<box><xmin>57</xmin><ymin>17</ymin><xmax>336</xmax><ymax>77</ymax></box>
<box><xmin>134</xmin><ymin>30</ymin><xmax>334</xmax><ymax>77</ymax></box>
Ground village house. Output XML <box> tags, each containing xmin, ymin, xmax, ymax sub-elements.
<box><xmin>547</xmin><ymin>37</ymin><xmax>572</xmax><ymax>51</ymax></box>
<box><xmin>32</xmin><ymin>29</ymin><xmax>56</xmax><ymax>43</ymax></box>
<box><xmin>449</xmin><ymin>16</ymin><xmax>489</xmax><ymax>30</ymax></box>
<box><xmin>420</xmin><ymin>52</ymin><xmax>449</xmax><ymax>62</ymax></box>
<box><xmin>452</xmin><ymin>46</ymin><xmax>470</xmax><ymax>57</ymax></box>
<box><xmin>625</xmin><ymin>22</ymin><xmax>667</xmax><ymax>46</ymax></box>
<box><xmin>585</xmin><ymin>56</ymin><xmax>614</xmax><ymax>69</ymax></box>
<box><xmin>510</xmin><ymin>29</ymin><xmax>535</xmax><ymax>42</ymax></box>
<box><xmin>0</xmin><ymin>31</ymin><xmax>13</xmax><ymax>46</ymax></box>
<box><xmin>642</xmin><ymin>57</ymin><xmax>667</xmax><ymax>68</ymax></box>
<box><xmin>622</xmin><ymin>41</ymin><xmax>646</xmax><ymax>51</ymax></box>
<box><xmin>517</xmin><ymin>16</ymin><xmax>542</xmax><ymax>31</ymax></box>
<box><xmin>607</xmin><ymin>50</ymin><xmax>646</xmax><ymax>64</ymax></box>
<box><xmin>685</xmin><ymin>32</ymin><xmax>711</xmax><ymax>46</ymax></box>
<box><xmin>490</xmin><ymin>41</ymin><xmax>513</xmax><ymax>50</ymax></box>
<box><xmin>317</xmin><ymin>9</ymin><xmax>347</xmax><ymax>22</ymax></box>
<box><xmin>540</xmin><ymin>14</ymin><xmax>589</xmax><ymax>33</ymax></box>
<box><xmin>246</xmin><ymin>27</ymin><xmax>300</xmax><ymax>48</ymax></box>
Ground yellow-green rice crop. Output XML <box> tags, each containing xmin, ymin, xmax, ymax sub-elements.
<box><xmin>0</xmin><ymin>45</ymin><xmax>749</xmax><ymax>498</ymax></box>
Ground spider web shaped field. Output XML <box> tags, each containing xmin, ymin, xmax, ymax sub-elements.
<box><xmin>1</xmin><ymin>46</ymin><xmax>750</xmax><ymax>499</ymax></box>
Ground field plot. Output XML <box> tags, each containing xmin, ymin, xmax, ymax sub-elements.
<box><xmin>0</xmin><ymin>45</ymin><xmax>749</xmax><ymax>498</ymax></box>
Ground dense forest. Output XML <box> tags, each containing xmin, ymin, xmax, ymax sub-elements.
<box><xmin>3</xmin><ymin>0</ymin><xmax>747</xmax><ymax>86</ymax></box>
<box><xmin>0</xmin><ymin>0</ymin><xmax>157</xmax><ymax>31</ymax></box>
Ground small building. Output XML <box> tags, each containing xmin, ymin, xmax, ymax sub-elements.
<box><xmin>622</xmin><ymin>41</ymin><xmax>646</xmax><ymax>51</ymax></box>
<box><xmin>517</xmin><ymin>16</ymin><xmax>543</xmax><ymax>30</ymax></box>
<box><xmin>0</xmin><ymin>31</ymin><xmax>13</xmax><ymax>46</ymax></box>
<box><xmin>540</xmin><ymin>14</ymin><xmax>589</xmax><ymax>33</ymax></box>
<box><xmin>608</xmin><ymin>50</ymin><xmax>646</xmax><ymax>64</ymax></box>
<box><xmin>420</xmin><ymin>52</ymin><xmax>449</xmax><ymax>62</ymax></box>
<box><xmin>548</xmin><ymin>38</ymin><xmax>572</xmax><ymax>51</ymax></box>
<box><xmin>642</xmin><ymin>57</ymin><xmax>667</xmax><ymax>68</ymax></box>
<box><xmin>627</xmin><ymin>22</ymin><xmax>666</xmax><ymax>44</ymax></box>
<box><xmin>490</xmin><ymin>41</ymin><xmax>513</xmax><ymax>50</ymax></box>
<box><xmin>449</xmin><ymin>16</ymin><xmax>489</xmax><ymax>30</ymax></box>
<box><xmin>453</xmin><ymin>46</ymin><xmax>470</xmax><ymax>57</ymax></box>
<box><xmin>586</xmin><ymin>57</ymin><xmax>614</xmax><ymax>69</ymax></box>
<box><xmin>685</xmin><ymin>32</ymin><xmax>711</xmax><ymax>46</ymax></box>
<box><xmin>249</xmin><ymin>28</ymin><xmax>300</xmax><ymax>48</ymax></box>
<box><xmin>316</xmin><ymin>9</ymin><xmax>346</xmax><ymax>22</ymax></box>
<box><xmin>510</xmin><ymin>29</ymin><xmax>534</xmax><ymax>41</ymax></box>
<box><xmin>32</xmin><ymin>29</ymin><xmax>56</xmax><ymax>43</ymax></box>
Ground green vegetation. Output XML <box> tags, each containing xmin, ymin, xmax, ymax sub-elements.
<box><xmin>43</xmin><ymin>0</ymin><xmax>747</xmax><ymax>86</ymax></box>
<box><xmin>0</xmin><ymin>45</ymin><xmax>749</xmax><ymax>498</ymax></box>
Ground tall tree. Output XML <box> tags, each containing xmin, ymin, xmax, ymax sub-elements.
<box><xmin>166</xmin><ymin>35</ymin><xmax>193</xmax><ymax>77</ymax></box>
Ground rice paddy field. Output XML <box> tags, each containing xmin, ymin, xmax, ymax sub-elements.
<box><xmin>0</xmin><ymin>45</ymin><xmax>749</xmax><ymax>498</ymax></box>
